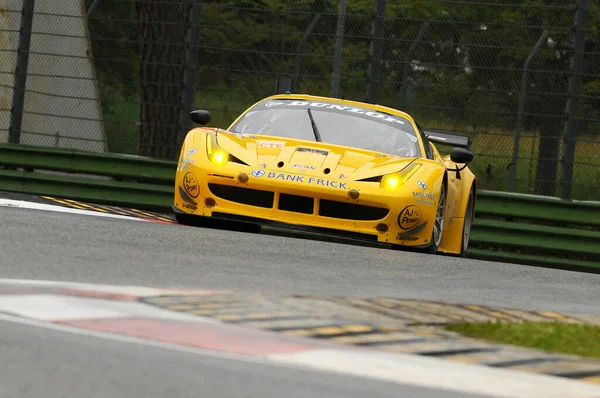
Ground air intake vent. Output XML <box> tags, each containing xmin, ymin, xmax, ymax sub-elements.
<box><xmin>278</xmin><ymin>193</ymin><xmax>314</xmax><ymax>214</ymax></box>
<box><xmin>356</xmin><ymin>175</ymin><xmax>382</xmax><ymax>183</ymax></box>
<box><xmin>208</xmin><ymin>184</ymin><xmax>274</xmax><ymax>208</ymax></box>
<box><xmin>319</xmin><ymin>199</ymin><xmax>389</xmax><ymax>221</ymax></box>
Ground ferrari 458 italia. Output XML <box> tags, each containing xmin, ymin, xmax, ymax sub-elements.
<box><xmin>173</xmin><ymin>94</ymin><xmax>476</xmax><ymax>256</ymax></box>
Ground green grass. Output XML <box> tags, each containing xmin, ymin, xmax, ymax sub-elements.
<box><xmin>445</xmin><ymin>321</ymin><xmax>600</xmax><ymax>359</ymax></box>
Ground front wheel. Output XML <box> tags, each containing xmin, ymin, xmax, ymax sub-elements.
<box><xmin>424</xmin><ymin>182</ymin><xmax>446</xmax><ymax>254</ymax></box>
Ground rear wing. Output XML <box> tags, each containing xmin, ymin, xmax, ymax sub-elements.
<box><xmin>423</xmin><ymin>130</ymin><xmax>472</xmax><ymax>150</ymax></box>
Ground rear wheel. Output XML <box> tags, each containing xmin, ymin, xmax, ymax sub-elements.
<box><xmin>460</xmin><ymin>186</ymin><xmax>475</xmax><ymax>257</ymax></box>
<box><xmin>425</xmin><ymin>182</ymin><xmax>446</xmax><ymax>254</ymax></box>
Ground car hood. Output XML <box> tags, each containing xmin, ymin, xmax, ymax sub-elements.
<box><xmin>216</xmin><ymin>131</ymin><xmax>417</xmax><ymax>180</ymax></box>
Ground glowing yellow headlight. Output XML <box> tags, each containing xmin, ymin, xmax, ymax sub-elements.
<box><xmin>380</xmin><ymin>164</ymin><xmax>421</xmax><ymax>190</ymax></box>
<box><xmin>382</xmin><ymin>176</ymin><xmax>399</xmax><ymax>190</ymax></box>
<box><xmin>206</xmin><ymin>134</ymin><xmax>229</xmax><ymax>166</ymax></box>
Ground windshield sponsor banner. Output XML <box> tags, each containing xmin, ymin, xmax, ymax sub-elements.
<box><xmin>252</xmin><ymin>169</ymin><xmax>347</xmax><ymax>190</ymax></box>
<box><xmin>260</xmin><ymin>100</ymin><xmax>408</xmax><ymax>126</ymax></box>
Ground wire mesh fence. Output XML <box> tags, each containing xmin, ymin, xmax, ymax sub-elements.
<box><xmin>0</xmin><ymin>0</ymin><xmax>599</xmax><ymax>200</ymax></box>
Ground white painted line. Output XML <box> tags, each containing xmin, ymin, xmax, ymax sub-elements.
<box><xmin>0</xmin><ymin>199</ymin><xmax>146</xmax><ymax>221</ymax></box>
<box><xmin>0</xmin><ymin>293</ymin><xmax>222</xmax><ymax>323</ymax></box>
<box><xmin>0</xmin><ymin>294</ymin><xmax>131</xmax><ymax>321</ymax></box>
<box><xmin>269</xmin><ymin>348</ymin><xmax>600</xmax><ymax>398</ymax></box>
<box><xmin>0</xmin><ymin>278</ymin><xmax>210</xmax><ymax>296</ymax></box>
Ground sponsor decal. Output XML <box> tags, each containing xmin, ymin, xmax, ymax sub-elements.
<box><xmin>251</xmin><ymin>169</ymin><xmax>266</xmax><ymax>177</ymax></box>
<box><xmin>183</xmin><ymin>203</ymin><xmax>197</xmax><ymax>211</ymax></box>
<box><xmin>265</xmin><ymin>171</ymin><xmax>347</xmax><ymax>190</ymax></box>
<box><xmin>269</xmin><ymin>101</ymin><xmax>407</xmax><ymax>126</ymax></box>
<box><xmin>179</xmin><ymin>158</ymin><xmax>194</xmax><ymax>165</ymax></box>
<box><xmin>183</xmin><ymin>172</ymin><xmax>200</xmax><ymax>198</ymax></box>
<box><xmin>412</xmin><ymin>191</ymin><xmax>435</xmax><ymax>201</ymax></box>
<box><xmin>186</xmin><ymin>148</ymin><xmax>197</xmax><ymax>156</ymax></box>
<box><xmin>396</xmin><ymin>234</ymin><xmax>419</xmax><ymax>241</ymax></box>
<box><xmin>417</xmin><ymin>199</ymin><xmax>434</xmax><ymax>206</ymax></box>
<box><xmin>298</xmin><ymin>147</ymin><xmax>329</xmax><ymax>156</ymax></box>
<box><xmin>417</xmin><ymin>180</ymin><xmax>427</xmax><ymax>190</ymax></box>
<box><xmin>292</xmin><ymin>164</ymin><xmax>317</xmax><ymax>171</ymax></box>
<box><xmin>264</xmin><ymin>101</ymin><xmax>287</xmax><ymax>108</ymax></box>
<box><xmin>398</xmin><ymin>205</ymin><xmax>421</xmax><ymax>230</ymax></box>
<box><xmin>259</xmin><ymin>141</ymin><xmax>284</xmax><ymax>148</ymax></box>
<box><xmin>178</xmin><ymin>157</ymin><xmax>194</xmax><ymax>171</ymax></box>
<box><xmin>338</xmin><ymin>173</ymin><xmax>347</xmax><ymax>179</ymax></box>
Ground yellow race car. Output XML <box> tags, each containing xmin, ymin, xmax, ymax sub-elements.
<box><xmin>173</xmin><ymin>94</ymin><xmax>477</xmax><ymax>256</ymax></box>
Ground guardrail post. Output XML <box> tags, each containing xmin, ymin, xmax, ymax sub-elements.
<box><xmin>8</xmin><ymin>0</ymin><xmax>35</xmax><ymax>144</ymax></box>
<box><xmin>508</xmin><ymin>30</ymin><xmax>548</xmax><ymax>192</ymax></box>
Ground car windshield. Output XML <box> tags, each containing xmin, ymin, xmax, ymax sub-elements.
<box><xmin>229</xmin><ymin>99</ymin><xmax>421</xmax><ymax>157</ymax></box>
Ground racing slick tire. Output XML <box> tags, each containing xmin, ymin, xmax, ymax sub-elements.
<box><xmin>424</xmin><ymin>182</ymin><xmax>446</xmax><ymax>255</ymax></box>
<box><xmin>459</xmin><ymin>185</ymin><xmax>475</xmax><ymax>257</ymax></box>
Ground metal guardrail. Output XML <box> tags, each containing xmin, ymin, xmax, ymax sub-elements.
<box><xmin>1</xmin><ymin>144</ymin><xmax>598</xmax><ymax>272</ymax></box>
<box><xmin>469</xmin><ymin>191</ymin><xmax>600</xmax><ymax>273</ymax></box>
<box><xmin>0</xmin><ymin>144</ymin><xmax>175</xmax><ymax>210</ymax></box>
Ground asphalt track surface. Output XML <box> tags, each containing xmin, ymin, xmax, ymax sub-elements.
<box><xmin>2</xmin><ymin>205</ymin><xmax>600</xmax><ymax>398</ymax></box>
<box><xmin>0</xmin><ymin>318</ymin><xmax>484</xmax><ymax>398</ymax></box>
<box><xmin>1</xmin><ymin>206</ymin><xmax>599</xmax><ymax>315</ymax></box>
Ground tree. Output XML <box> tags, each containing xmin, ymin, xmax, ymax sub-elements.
<box><xmin>137</xmin><ymin>0</ymin><xmax>193</xmax><ymax>159</ymax></box>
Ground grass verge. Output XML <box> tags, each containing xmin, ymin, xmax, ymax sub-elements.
<box><xmin>445</xmin><ymin>321</ymin><xmax>600</xmax><ymax>359</ymax></box>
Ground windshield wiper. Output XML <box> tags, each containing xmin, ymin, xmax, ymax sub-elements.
<box><xmin>306</xmin><ymin>107</ymin><xmax>322</xmax><ymax>142</ymax></box>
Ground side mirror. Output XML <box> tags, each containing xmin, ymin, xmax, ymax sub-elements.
<box><xmin>190</xmin><ymin>110</ymin><xmax>211</xmax><ymax>126</ymax></box>
<box><xmin>450</xmin><ymin>147</ymin><xmax>474</xmax><ymax>164</ymax></box>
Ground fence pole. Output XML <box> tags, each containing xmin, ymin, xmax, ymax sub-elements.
<box><xmin>559</xmin><ymin>0</ymin><xmax>588</xmax><ymax>199</ymax></box>
<box><xmin>8</xmin><ymin>0</ymin><xmax>36</xmax><ymax>144</ymax></box>
<box><xmin>508</xmin><ymin>30</ymin><xmax>548</xmax><ymax>192</ymax></box>
<box><xmin>397</xmin><ymin>22</ymin><xmax>429</xmax><ymax>109</ymax></box>
<box><xmin>292</xmin><ymin>13</ymin><xmax>321</xmax><ymax>93</ymax></box>
<box><xmin>366</xmin><ymin>0</ymin><xmax>386</xmax><ymax>104</ymax></box>
<box><xmin>330</xmin><ymin>0</ymin><xmax>347</xmax><ymax>98</ymax></box>
<box><xmin>178</xmin><ymin>0</ymin><xmax>203</xmax><ymax>146</ymax></box>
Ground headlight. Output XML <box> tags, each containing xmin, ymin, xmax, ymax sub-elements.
<box><xmin>206</xmin><ymin>134</ymin><xmax>229</xmax><ymax>166</ymax></box>
<box><xmin>381</xmin><ymin>163</ymin><xmax>421</xmax><ymax>190</ymax></box>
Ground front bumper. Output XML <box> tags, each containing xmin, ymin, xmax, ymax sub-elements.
<box><xmin>173</xmin><ymin>165</ymin><xmax>437</xmax><ymax>247</ymax></box>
